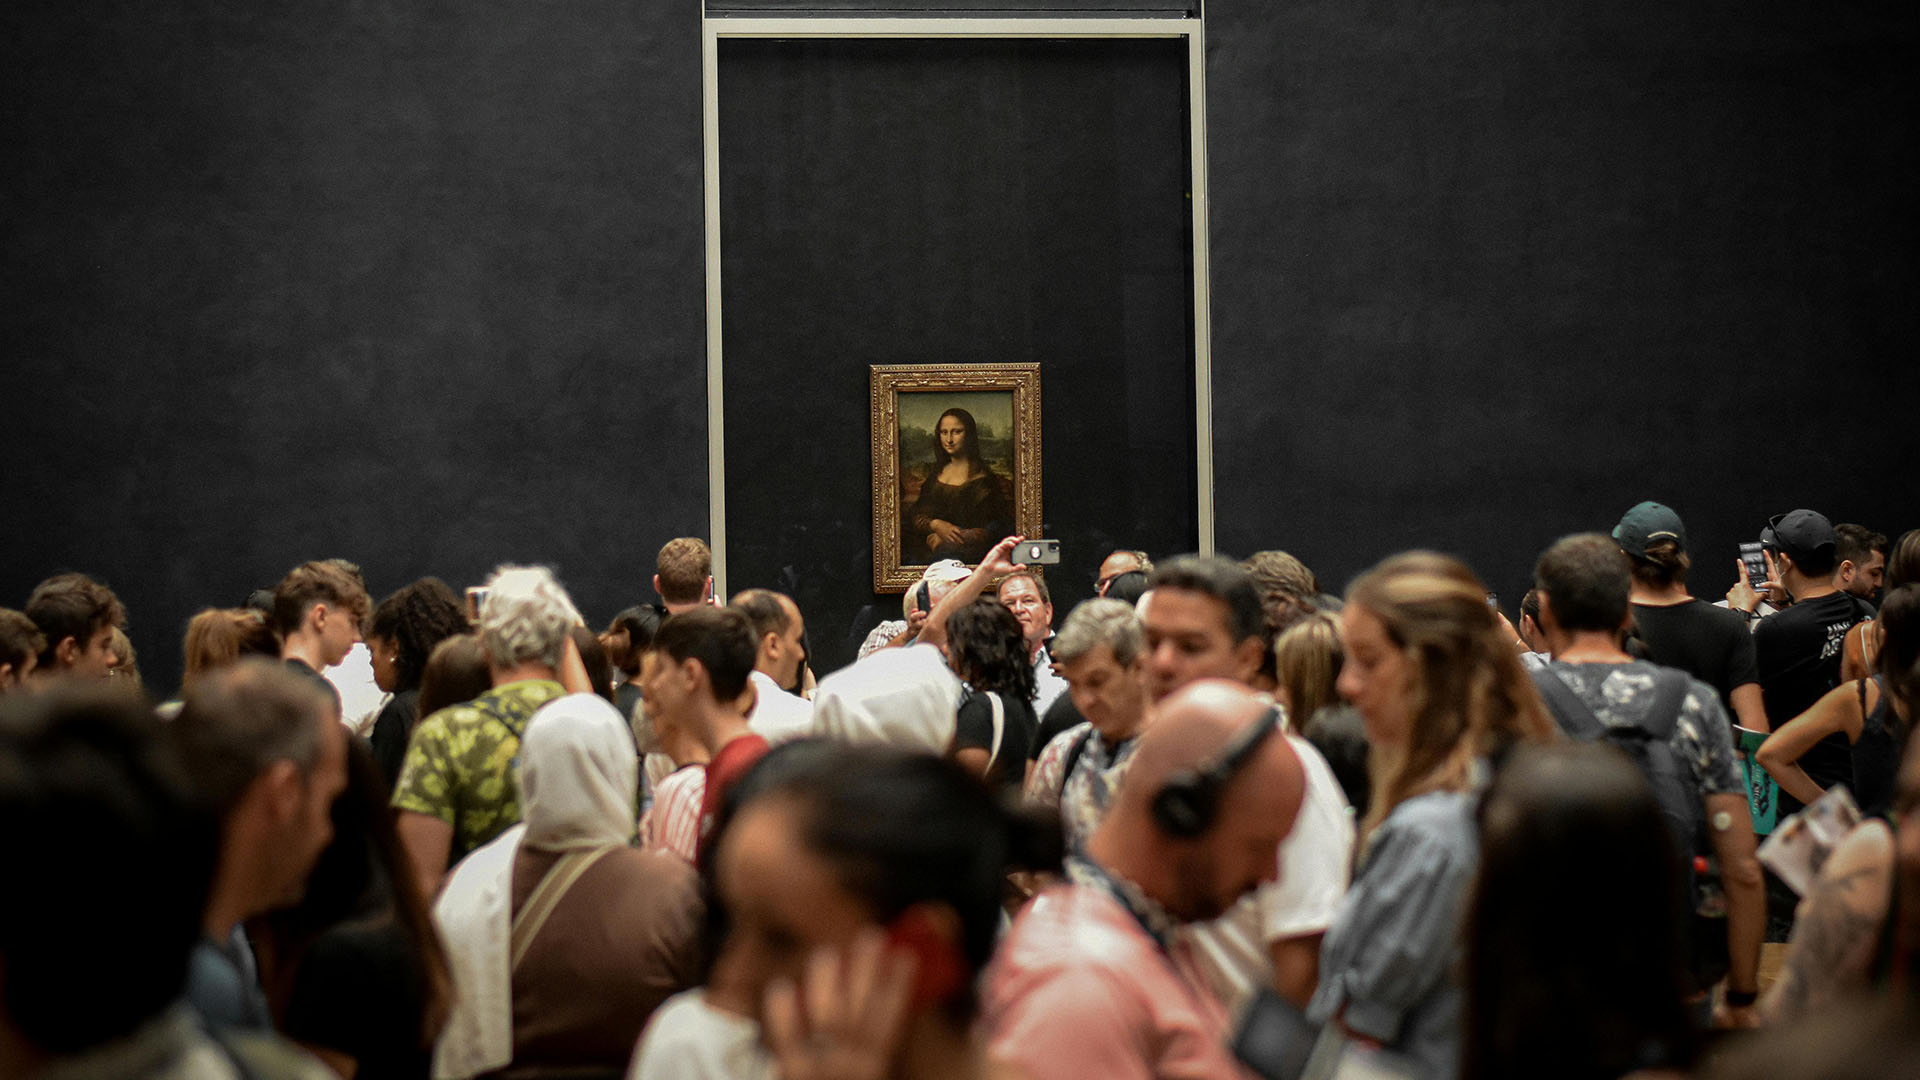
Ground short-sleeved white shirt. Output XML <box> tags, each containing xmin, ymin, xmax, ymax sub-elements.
<box><xmin>1179</xmin><ymin>733</ymin><xmax>1356</xmax><ymax>1015</ymax></box>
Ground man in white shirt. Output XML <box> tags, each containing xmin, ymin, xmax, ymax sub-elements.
<box><xmin>1142</xmin><ymin>554</ymin><xmax>1357</xmax><ymax>1013</ymax></box>
<box><xmin>730</xmin><ymin>588</ymin><xmax>813</xmax><ymax>743</ymax></box>
<box><xmin>998</xmin><ymin>570</ymin><xmax>1069</xmax><ymax>716</ymax></box>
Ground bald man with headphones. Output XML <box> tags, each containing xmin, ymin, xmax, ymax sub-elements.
<box><xmin>984</xmin><ymin>680</ymin><xmax>1305</xmax><ymax>1080</ymax></box>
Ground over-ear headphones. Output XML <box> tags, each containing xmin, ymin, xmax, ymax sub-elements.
<box><xmin>1150</xmin><ymin>707</ymin><xmax>1280</xmax><ymax>838</ymax></box>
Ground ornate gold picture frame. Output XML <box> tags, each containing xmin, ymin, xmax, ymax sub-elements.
<box><xmin>871</xmin><ymin>363</ymin><xmax>1042</xmax><ymax>591</ymax></box>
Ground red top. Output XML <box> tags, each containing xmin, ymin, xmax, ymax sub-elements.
<box><xmin>697</xmin><ymin>732</ymin><xmax>771</xmax><ymax>855</ymax></box>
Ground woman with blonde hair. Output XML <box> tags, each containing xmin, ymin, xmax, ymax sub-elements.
<box><xmin>1275</xmin><ymin>610</ymin><xmax>1344</xmax><ymax>728</ymax></box>
<box><xmin>1307</xmin><ymin>551</ymin><xmax>1554</xmax><ymax>1079</ymax></box>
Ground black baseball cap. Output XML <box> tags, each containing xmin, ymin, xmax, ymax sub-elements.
<box><xmin>1763</xmin><ymin>509</ymin><xmax>1837</xmax><ymax>565</ymax></box>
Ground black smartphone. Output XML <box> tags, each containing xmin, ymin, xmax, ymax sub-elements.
<box><xmin>465</xmin><ymin>586</ymin><xmax>489</xmax><ymax>621</ymax></box>
<box><xmin>1017</xmin><ymin>539</ymin><xmax>1061</xmax><ymax>565</ymax></box>
<box><xmin>1231</xmin><ymin>988</ymin><xmax>1318</xmax><ymax>1080</ymax></box>
<box><xmin>914</xmin><ymin>580</ymin><xmax>931</xmax><ymax>614</ymax></box>
<box><xmin>1738</xmin><ymin>541</ymin><xmax>1770</xmax><ymax>587</ymax></box>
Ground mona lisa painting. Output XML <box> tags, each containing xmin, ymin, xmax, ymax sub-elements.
<box><xmin>871</xmin><ymin>363</ymin><xmax>1041</xmax><ymax>591</ymax></box>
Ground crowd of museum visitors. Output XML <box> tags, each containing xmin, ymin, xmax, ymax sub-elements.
<box><xmin>3</xmin><ymin>503</ymin><xmax>1917</xmax><ymax>1080</ymax></box>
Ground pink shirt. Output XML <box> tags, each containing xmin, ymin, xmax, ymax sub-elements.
<box><xmin>984</xmin><ymin>882</ymin><xmax>1257</xmax><ymax>1080</ymax></box>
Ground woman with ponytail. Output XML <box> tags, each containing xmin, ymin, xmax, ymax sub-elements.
<box><xmin>631</xmin><ymin>740</ymin><xmax>1060</xmax><ymax>1080</ymax></box>
<box><xmin>1307</xmin><ymin>552</ymin><xmax>1555</xmax><ymax>1079</ymax></box>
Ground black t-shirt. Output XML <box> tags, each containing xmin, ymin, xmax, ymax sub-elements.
<box><xmin>368</xmin><ymin>689</ymin><xmax>420</xmax><ymax>791</ymax></box>
<box><xmin>284</xmin><ymin>657</ymin><xmax>342</xmax><ymax>714</ymax></box>
<box><xmin>1630</xmin><ymin>600</ymin><xmax>1759</xmax><ymax>717</ymax></box>
<box><xmin>954</xmin><ymin>688</ymin><xmax>1035</xmax><ymax>791</ymax></box>
<box><xmin>1755</xmin><ymin>590</ymin><xmax>1873</xmax><ymax>814</ymax></box>
<box><xmin>1031</xmin><ymin>690</ymin><xmax>1085</xmax><ymax>762</ymax></box>
<box><xmin>282</xmin><ymin>916</ymin><xmax>433</xmax><ymax>1080</ymax></box>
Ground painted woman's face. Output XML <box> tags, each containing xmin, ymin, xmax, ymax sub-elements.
<box><xmin>938</xmin><ymin>415</ymin><xmax>968</xmax><ymax>456</ymax></box>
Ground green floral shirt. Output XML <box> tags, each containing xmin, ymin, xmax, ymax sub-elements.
<box><xmin>391</xmin><ymin>679</ymin><xmax>566</xmax><ymax>862</ymax></box>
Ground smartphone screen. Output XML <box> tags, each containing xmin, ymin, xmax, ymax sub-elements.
<box><xmin>1738</xmin><ymin>541</ymin><xmax>1769</xmax><ymax>586</ymax></box>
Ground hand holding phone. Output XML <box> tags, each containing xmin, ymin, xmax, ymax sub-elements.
<box><xmin>1732</xmin><ymin>543</ymin><xmax>1788</xmax><ymax>613</ymax></box>
<box><xmin>976</xmin><ymin>535</ymin><xmax>1029</xmax><ymax>579</ymax></box>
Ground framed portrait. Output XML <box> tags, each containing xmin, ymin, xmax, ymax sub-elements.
<box><xmin>871</xmin><ymin>363</ymin><xmax>1042</xmax><ymax>591</ymax></box>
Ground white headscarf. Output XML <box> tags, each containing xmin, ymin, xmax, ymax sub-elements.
<box><xmin>519</xmin><ymin>692</ymin><xmax>639</xmax><ymax>851</ymax></box>
<box><xmin>434</xmin><ymin>693</ymin><xmax>638</xmax><ymax>1079</ymax></box>
<box><xmin>433</xmin><ymin>824</ymin><xmax>522</xmax><ymax>1080</ymax></box>
<box><xmin>810</xmin><ymin>645</ymin><xmax>962</xmax><ymax>755</ymax></box>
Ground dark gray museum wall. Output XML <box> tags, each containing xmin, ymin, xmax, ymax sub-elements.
<box><xmin>5</xmin><ymin>2</ymin><xmax>1916</xmax><ymax>694</ymax></box>
<box><xmin>1204</xmin><ymin>3</ymin><xmax>1919</xmax><ymax>604</ymax></box>
<box><xmin>4</xmin><ymin>2</ymin><xmax>710</xmax><ymax>695</ymax></box>
<box><xmin>715</xmin><ymin>37</ymin><xmax>1199</xmax><ymax>673</ymax></box>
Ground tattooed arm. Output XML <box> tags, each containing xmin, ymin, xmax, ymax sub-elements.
<box><xmin>1758</xmin><ymin>820</ymin><xmax>1894</xmax><ymax>1025</ymax></box>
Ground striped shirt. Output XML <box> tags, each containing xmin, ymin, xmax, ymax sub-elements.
<box><xmin>640</xmin><ymin>765</ymin><xmax>705</xmax><ymax>865</ymax></box>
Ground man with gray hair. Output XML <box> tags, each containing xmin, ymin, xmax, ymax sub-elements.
<box><xmin>1024</xmin><ymin>598</ymin><xmax>1154</xmax><ymax>853</ymax></box>
<box><xmin>170</xmin><ymin>659</ymin><xmax>347</xmax><ymax>1031</ymax></box>
<box><xmin>393</xmin><ymin>565</ymin><xmax>581</xmax><ymax>896</ymax></box>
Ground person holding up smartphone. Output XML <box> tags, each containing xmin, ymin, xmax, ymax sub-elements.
<box><xmin>1746</xmin><ymin>511</ymin><xmax>1877</xmax><ymax>819</ymax></box>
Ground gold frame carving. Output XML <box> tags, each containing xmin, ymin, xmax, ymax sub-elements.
<box><xmin>871</xmin><ymin>362</ymin><xmax>1042</xmax><ymax>592</ymax></box>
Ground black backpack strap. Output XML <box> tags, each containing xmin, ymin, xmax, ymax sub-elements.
<box><xmin>1061</xmin><ymin>725</ymin><xmax>1098</xmax><ymax>787</ymax></box>
<box><xmin>1639</xmin><ymin>668</ymin><xmax>1691</xmax><ymax>741</ymax></box>
<box><xmin>472</xmin><ymin>692</ymin><xmax>532</xmax><ymax>742</ymax></box>
<box><xmin>1529</xmin><ymin>668</ymin><xmax>1606</xmax><ymax>740</ymax></box>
